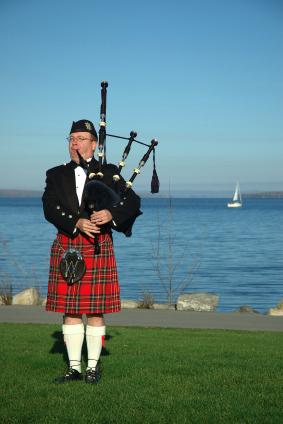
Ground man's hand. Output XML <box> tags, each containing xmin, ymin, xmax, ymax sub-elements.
<box><xmin>90</xmin><ymin>209</ymin><xmax>113</xmax><ymax>225</ymax></box>
<box><xmin>75</xmin><ymin>218</ymin><xmax>100</xmax><ymax>238</ymax></box>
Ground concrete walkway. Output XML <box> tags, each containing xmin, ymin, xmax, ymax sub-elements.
<box><xmin>0</xmin><ymin>305</ymin><xmax>282</xmax><ymax>331</ymax></box>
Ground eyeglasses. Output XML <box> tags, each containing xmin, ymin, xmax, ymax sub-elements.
<box><xmin>66</xmin><ymin>136</ymin><xmax>93</xmax><ymax>143</ymax></box>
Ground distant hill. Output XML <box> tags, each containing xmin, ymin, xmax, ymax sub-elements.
<box><xmin>243</xmin><ymin>191</ymin><xmax>283</xmax><ymax>198</ymax></box>
<box><xmin>0</xmin><ymin>189</ymin><xmax>42</xmax><ymax>198</ymax></box>
<box><xmin>0</xmin><ymin>189</ymin><xmax>282</xmax><ymax>199</ymax></box>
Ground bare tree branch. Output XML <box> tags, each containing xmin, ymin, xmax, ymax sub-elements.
<box><xmin>150</xmin><ymin>192</ymin><xmax>202</xmax><ymax>305</ymax></box>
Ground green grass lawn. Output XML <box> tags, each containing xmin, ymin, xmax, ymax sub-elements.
<box><xmin>0</xmin><ymin>323</ymin><xmax>282</xmax><ymax>424</ymax></box>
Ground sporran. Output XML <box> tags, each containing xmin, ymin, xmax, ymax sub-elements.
<box><xmin>59</xmin><ymin>248</ymin><xmax>86</xmax><ymax>284</ymax></box>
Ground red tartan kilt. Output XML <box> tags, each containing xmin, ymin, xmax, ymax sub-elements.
<box><xmin>46</xmin><ymin>232</ymin><xmax>121</xmax><ymax>315</ymax></box>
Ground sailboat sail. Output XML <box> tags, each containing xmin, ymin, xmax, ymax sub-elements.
<box><xmin>227</xmin><ymin>182</ymin><xmax>242</xmax><ymax>208</ymax></box>
<box><xmin>232</xmin><ymin>183</ymin><xmax>240</xmax><ymax>202</ymax></box>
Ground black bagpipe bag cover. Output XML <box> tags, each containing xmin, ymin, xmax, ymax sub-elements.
<box><xmin>84</xmin><ymin>179</ymin><xmax>142</xmax><ymax>237</ymax></box>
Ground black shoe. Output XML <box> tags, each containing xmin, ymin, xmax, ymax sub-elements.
<box><xmin>54</xmin><ymin>368</ymin><xmax>83</xmax><ymax>384</ymax></box>
<box><xmin>85</xmin><ymin>366</ymin><xmax>101</xmax><ymax>384</ymax></box>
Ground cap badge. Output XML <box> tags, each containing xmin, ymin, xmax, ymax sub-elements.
<box><xmin>85</xmin><ymin>122</ymin><xmax>92</xmax><ymax>131</ymax></box>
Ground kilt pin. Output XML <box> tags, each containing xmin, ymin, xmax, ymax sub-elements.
<box><xmin>46</xmin><ymin>233</ymin><xmax>120</xmax><ymax>314</ymax></box>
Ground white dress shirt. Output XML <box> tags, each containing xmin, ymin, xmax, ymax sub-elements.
<box><xmin>75</xmin><ymin>166</ymin><xmax>87</xmax><ymax>206</ymax></box>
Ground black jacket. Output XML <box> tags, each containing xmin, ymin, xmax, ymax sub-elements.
<box><xmin>42</xmin><ymin>158</ymin><xmax>142</xmax><ymax>238</ymax></box>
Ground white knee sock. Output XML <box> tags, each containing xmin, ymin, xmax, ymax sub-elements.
<box><xmin>62</xmin><ymin>323</ymin><xmax>85</xmax><ymax>373</ymax></box>
<box><xmin>86</xmin><ymin>325</ymin><xmax>106</xmax><ymax>370</ymax></box>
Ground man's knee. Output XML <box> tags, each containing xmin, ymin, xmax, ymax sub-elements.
<box><xmin>64</xmin><ymin>314</ymin><xmax>83</xmax><ymax>325</ymax></box>
<box><xmin>86</xmin><ymin>313</ymin><xmax>104</xmax><ymax>326</ymax></box>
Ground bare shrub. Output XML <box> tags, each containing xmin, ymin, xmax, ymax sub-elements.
<box><xmin>0</xmin><ymin>239</ymin><xmax>40</xmax><ymax>298</ymax></box>
<box><xmin>0</xmin><ymin>280</ymin><xmax>13</xmax><ymax>305</ymax></box>
<box><xmin>138</xmin><ymin>291</ymin><xmax>155</xmax><ymax>309</ymax></box>
<box><xmin>151</xmin><ymin>193</ymin><xmax>201</xmax><ymax>306</ymax></box>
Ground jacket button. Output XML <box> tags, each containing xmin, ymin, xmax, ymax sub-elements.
<box><xmin>61</xmin><ymin>212</ymin><xmax>65</xmax><ymax>216</ymax></box>
<box><xmin>56</xmin><ymin>205</ymin><xmax>60</xmax><ymax>210</ymax></box>
<box><xmin>68</xmin><ymin>215</ymin><xmax>72</xmax><ymax>219</ymax></box>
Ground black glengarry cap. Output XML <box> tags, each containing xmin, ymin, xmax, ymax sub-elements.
<box><xmin>70</xmin><ymin>119</ymin><xmax>97</xmax><ymax>140</ymax></box>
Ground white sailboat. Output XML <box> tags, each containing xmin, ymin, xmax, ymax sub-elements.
<box><xmin>227</xmin><ymin>182</ymin><xmax>242</xmax><ymax>208</ymax></box>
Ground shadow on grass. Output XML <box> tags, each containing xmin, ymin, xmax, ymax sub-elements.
<box><xmin>49</xmin><ymin>331</ymin><xmax>114</xmax><ymax>365</ymax></box>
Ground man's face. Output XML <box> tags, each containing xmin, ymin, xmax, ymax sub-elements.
<box><xmin>68</xmin><ymin>131</ymin><xmax>97</xmax><ymax>163</ymax></box>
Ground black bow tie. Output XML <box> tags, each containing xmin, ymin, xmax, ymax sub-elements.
<box><xmin>77</xmin><ymin>163</ymin><xmax>89</xmax><ymax>171</ymax></box>
<box><xmin>72</xmin><ymin>160</ymin><xmax>90</xmax><ymax>170</ymax></box>
<box><xmin>71</xmin><ymin>158</ymin><xmax>98</xmax><ymax>173</ymax></box>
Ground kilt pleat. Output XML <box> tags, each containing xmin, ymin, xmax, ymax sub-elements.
<box><xmin>46</xmin><ymin>233</ymin><xmax>121</xmax><ymax>314</ymax></box>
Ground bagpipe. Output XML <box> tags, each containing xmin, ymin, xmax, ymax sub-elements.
<box><xmin>60</xmin><ymin>82</ymin><xmax>160</xmax><ymax>284</ymax></box>
<box><xmin>77</xmin><ymin>81</ymin><xmax>159</xmax><ymax>252</ymax></box>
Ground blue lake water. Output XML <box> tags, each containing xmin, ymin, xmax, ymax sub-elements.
<box><xmin>0</xmin><ymin>197</ymin><xmax>282</xmax><ymax>312</ymax></box>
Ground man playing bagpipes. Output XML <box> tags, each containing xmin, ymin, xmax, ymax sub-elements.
<box><xmin>43</xmin><ymin>118</ymin><xmax>143</xmax><ymax>384</ymax></box>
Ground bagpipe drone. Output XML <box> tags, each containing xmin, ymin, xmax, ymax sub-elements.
<box><xmin>77</xmin><ymin>81</ymin><xmax>159</xmax><ymax>253</ymax></box>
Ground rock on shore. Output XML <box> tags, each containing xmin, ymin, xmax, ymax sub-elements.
<box><xmin>12</xmin><ymin>288</ymin><xmax>40</xmax><ymax>306</ymax></box>
<box><xmin>267</xmin><ymin>299</ymin><xmax>283</xmax><ymax>316</ymax></box>
<box><xmin>234</xmin><ymin>305</ymin><xmax>260</xmax><ymax>314</ymax></box>
<box><xmin>177</xmin><ymin>292</ymin><xmax>219</xmax><ymax>312</ymax></box>
<box><xmin>152</xmin><ymin>303</ymin><xmax>176</xmax><ymax>310</ymax></box>
<box><xmin>121</xmin><ymin>300</ymin><xmax>140</xmax><ymax>309</ymax></box>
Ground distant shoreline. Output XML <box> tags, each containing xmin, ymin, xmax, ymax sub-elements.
<box><xmin>0</xmin><ymin>190</ymin><xmax>42</xmax><ymax>198</ymax></box>
<box><xmin>0</xmin><ymin>189</ymin><xmax>282</xmax><ymax>199</ymax></box>
<box><xmin>243</xmin><ymin>192</ymin><xmax>283</xmax><ymax>199</ymax></box>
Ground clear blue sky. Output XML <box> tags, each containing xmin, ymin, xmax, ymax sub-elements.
<box><xmin>0</xmin><ymin>0</ymin><xmax>282</xmax><ymax>193</ymax></box>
